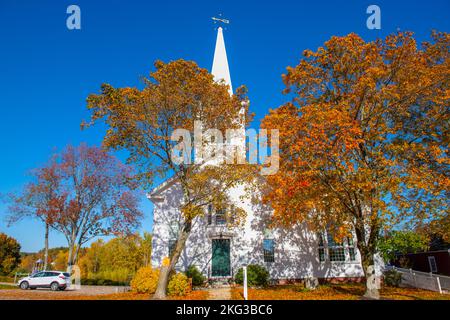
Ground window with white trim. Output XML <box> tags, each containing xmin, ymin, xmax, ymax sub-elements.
<box><xmin>318</xmin><ymin>230</ymin><xmax>357</xmax><ymax>262</ymax></box>
<box><xmin>328</xmin><ymin>233</ymin><xmax>345</xmax><ymax>262</ymax></box>
<box><xmin>206</xmin><ymin>205</ymin><xmax>230</xmax><ymax>226</ymax></box>
<box><xmin>206</xmin><ymin>204</ymin><xmax>213</xmax><ymax>225</ymax></box>
<box><xmin>347</xmin><ymin>236</ymin><xmax>357</xmax><ymax>262</ymax></box>
<box><xmin>318</xmin><ymin>233</ymin><xmax>326</xmax><ymax>262</ymax></box>
<box><xmin>263</xmin><ymin>239</ymin><xmax>275</xmax><ymax>263</ymax></box>
<box><xmin>215</xmin><ymin>208</ymin><xmax>227</xmax><ymax>225</ymax></box>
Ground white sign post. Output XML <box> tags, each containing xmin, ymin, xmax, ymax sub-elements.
<box><xmin>243</xmin><ymin>266</ymin><xmax>248</xmax><ymax>300</ymax></box>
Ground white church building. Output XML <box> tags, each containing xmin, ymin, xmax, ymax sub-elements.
<box><xmin>149</xmin><ymin>26</ymin><xmax>382</xmax><ymax>283</ymax></box>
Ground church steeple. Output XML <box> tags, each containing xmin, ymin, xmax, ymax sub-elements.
<box><xmin>211</xmin><ymin>27</ymin><xmax>233</xmax><ymax>95</ymax></box>
<box><xmin>211</xmin><ymin>20</ymin><xmax>246</xmax><ymax>162</ymax></box>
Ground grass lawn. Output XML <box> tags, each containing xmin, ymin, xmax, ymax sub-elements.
<box><xmin>0</xmin><ymin>276</ymin><xmax>15</xmax><ymax>282</ymax></box>
<box><xmin>231</xmin><ymin>283</ymin><xmax>450</xmax><ymax>300</ymax></box>
<box><xmin>0</xmin><ymin>284</ymin><xmax>17</xmax><ymax>290</ymax></box>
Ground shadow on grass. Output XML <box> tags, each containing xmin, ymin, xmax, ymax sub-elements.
<box><xmin>232</xmin><ymin>283</ymin><xmax>449</xmax><ymax>301</ymax></box>
<box><xmin>323</xmin><ymin>283</ymin><xmax>364</xmax><ymax>296</ymax></box>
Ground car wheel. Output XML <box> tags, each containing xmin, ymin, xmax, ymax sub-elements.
<box><xmin>20</xmin><ymin>281</ymin><xmax>29</xmax><ymax>290</ymax></box>
<box><xmin>50</xmin><ymin>282</ymin><xmax>59</xmax><ymax>291</ymax></box>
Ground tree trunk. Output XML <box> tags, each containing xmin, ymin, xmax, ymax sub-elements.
<box><xmin>358</xmin><ymin>244</ymin><xmax>380</xmax><ymax>299</ymax></box>
<box><xmin>152</xmin><ymin>220</ymin><xmax>192</xmax><ymax>300</ymax></box>
<box><xmin>67</xmin><ymin>242</ymin><xmax>75</xmax><ymax>273</ymax></box>
<box><xmin>355</xmin><ymin>217</ymin><xmax>381</xmax><ymax>300</ymax></box>
<box><xmin>153</xmin><ymin>264</ymin><xmax>171</xmax><ymax>300</ymax></box>
<box><xmin>66</xmin><ymin>230</ymin><xmax>79</xmax><ymax>273</ymax></box>
<box><xmin>74</xmin><ymin>242</ymin><xmax>81</xmax><ymax>266</ymax></box>
<box><xmin>43</xmin><ymin>223</ymin><xmax>49</xmax><ymax>271</ymax></box>
<box><xmin>361</xmin><ymin>255</ymin><xmax>380</xmax><ymax>299</ymax></box>
<box><xmin>354</xmin><ymin>204</ymin><xmax>381</xmax><ymax>299</ymax></box>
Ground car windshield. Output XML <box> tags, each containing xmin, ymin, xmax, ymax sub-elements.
<box><xmin>63</xmin><ymin>273</ymin><xmax>70</xmax><ymax>277</ymax></box>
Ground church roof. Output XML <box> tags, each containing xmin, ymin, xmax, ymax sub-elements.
<box><xmin>147</xmin><ymin>175</ymin><xmax>178</xmax><ymax>202</ymax></box>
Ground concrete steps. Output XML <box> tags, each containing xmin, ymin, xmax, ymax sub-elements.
<box><xmin>208</xmin><ymin>278</ymin><xmax>232</xmax><ymax>288</ymax></box>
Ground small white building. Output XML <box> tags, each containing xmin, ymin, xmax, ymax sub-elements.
<box><xmin>149</xmin><ymin>26</ymin><xmax>382</xmax><ymax>283</ymax></box>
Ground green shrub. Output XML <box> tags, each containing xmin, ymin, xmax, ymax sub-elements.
<box><xmin>80</xmin><ymin>268</ymin><xmax>132</xmax><ymax>286</ymax></box>
<box><xmin>384</xmin><ymin>269</ymin><xmax>403</xmax><ymax>287</ymax></box>
<box><xmin>80</xmin><ymin>278</ymin><xmax>128</xmax><ymax>286</ymax></box>
<box><xmin>81</xmin><ymin>278</ymin><xmax>95</xmax><ymax>286</ymax></box>
<box><xmin>234</xmin><ymin>264</ymin><xmax>269</xmax><ymax>287</ymax></box>
<box><xmin>185</xmin><ymin>265</ymin><xmax>206</xmax><ymax>287</ymax></box>
<box><xmin>167</xmin><ymin>272</ymin><xmax>191</xmax><ymax>296</ymax></box>
<box><xmin>86</xmin><ymin>268</ymin><xmax>131</xmax><ymax>285</ymax></box>
<box><xmin>0</xmin><ymin>275</ymin><xmax>15</xmax><ymax>283</ymax></box>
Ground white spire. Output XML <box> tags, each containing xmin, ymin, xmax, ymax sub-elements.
<box><xmin>211</xmin><ymin>27</ymin><xmax>233</xmax><ymax>94</ymax></box>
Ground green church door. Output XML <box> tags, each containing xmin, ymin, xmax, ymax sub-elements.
<box><xmin>211</xmin><ymin>239</ymin><xmax>231</xmax><ymax>277</ymax></box>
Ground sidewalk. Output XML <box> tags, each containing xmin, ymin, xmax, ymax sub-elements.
<box><xmin>207</xmin><ymin>287</ymin><xmax>231</xmax><ymax>300</ymax></box>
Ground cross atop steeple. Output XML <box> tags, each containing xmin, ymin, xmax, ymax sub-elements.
<box><xmin>211</xmin><ymin>18</ymin><xmax>232</xmax><ymax>95</ymax></box>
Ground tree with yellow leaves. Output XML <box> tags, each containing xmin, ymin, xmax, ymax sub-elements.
<box><xmin>84</xmin><ymin>60</ymin><xmax>255</xmax><ymax>299</ymax></box>
<box><xmin>262</xmin><ymin>31</ymin><xmax>449</xmax><ymax>299</ymax></box>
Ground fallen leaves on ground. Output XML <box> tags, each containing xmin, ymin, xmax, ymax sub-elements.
<box><xmin>2</xmin><ymin>284</ymin><xmax>448</xmax><ymax>300</ymax></box>
<box><xmin>71</xmin><ymin>290</ymin><xmax>209</xmax><ymax>300</ymax></box>
<box><xmin>381</xmin><ymin>286</ymin><xmax>450</xmax><ymax>300</ymax></box>
<box><xmin>0</xmin><ymin>288</ymin><xmax>210</xmax><ymax>300</ymax></box>
<box><xmin>231</xmin><ymin>283</ymin><xmax>450</xmax><ymax>300</ymax></box>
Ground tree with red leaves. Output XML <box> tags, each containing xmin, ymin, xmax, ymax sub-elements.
<box><xmin>5</xmin><ymin>144</ymin><xmax>143</xmax><ymax>270</ymax></box>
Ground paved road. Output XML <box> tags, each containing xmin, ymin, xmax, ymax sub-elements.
<box><xmin>0</xmin><ymin>284</ymin><xmax>130</xmax><ymax>300</ymax></box>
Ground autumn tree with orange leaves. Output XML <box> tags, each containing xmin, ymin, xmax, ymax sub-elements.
<box><xmin>84</xmin><ymin>60</ymin><xmax>254</xmax><ymax>299</ymax></box>
<box><xmin>262</xmin><ymin>31</ymin><xmax>449</xmax><ymax>298</ymax></box>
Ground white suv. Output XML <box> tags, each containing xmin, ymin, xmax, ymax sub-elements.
<box><xmin>18</xmin><ymin>271</ymin><xmax>71</xmax><ymax>291</ymax></box>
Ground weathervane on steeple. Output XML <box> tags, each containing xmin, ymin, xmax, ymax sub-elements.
<box><xmin>211</xmin><ymin>14</ymin><xmax>232</xmax><ymax>94</ymax></box>
<box><xmin>211</xmin><ymin>14</ymin><xmax>230</xmax><ymax>30</ymax></box>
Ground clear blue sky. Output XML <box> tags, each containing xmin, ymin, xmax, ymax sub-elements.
<box><xmin>0</xmin><ymin>0</ymin><xmax>448</xmax><ymax>252</ymax></box>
